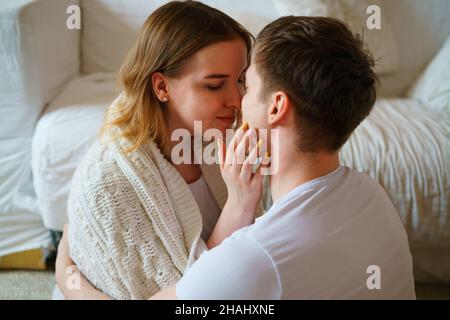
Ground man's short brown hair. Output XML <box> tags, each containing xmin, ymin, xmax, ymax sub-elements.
<box><xmin>253</xmin><ymin>16</ymin><xmax>378</xmax><ymax>152</ymax></box>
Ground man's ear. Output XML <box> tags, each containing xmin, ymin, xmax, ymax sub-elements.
<box><xmin>151</xmin><ymin>72</ymin><xmax>170</xmax><ymax>102</ymax></box>
<box><xmin>268</xmin><ymin>92</ymin><xmax>290</xmax><ymax>126</ymax></box>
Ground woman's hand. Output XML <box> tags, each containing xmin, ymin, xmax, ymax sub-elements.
<box><xmin>55</xmin><ymin>224</ymin><xmax>111</xmax><ymax>300</ymax></box>
<box><xmin>219</xmin><ymin>121</ymin><xmax>266</xmax><ymax>215</ymax></box>
<box><xmin>207</xmin><ymin>122</ymin><xmax>267</xmax><ymax>248</ymax></box>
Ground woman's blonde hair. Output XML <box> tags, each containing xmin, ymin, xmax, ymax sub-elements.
<box><xmin>102</xmin><ymin>0</ymin><xmax>253</xmax><ymax>153</ymax></box>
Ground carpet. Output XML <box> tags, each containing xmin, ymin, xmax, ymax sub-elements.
<box><xmin>1</xmin><ymin>270</ymin><xmax>450</xmax><ymax>300</ymax></box>
<box><xmin>0</xmin><ymin>270</ymin><xmax>55</xmax><ymax>300</ymax></box>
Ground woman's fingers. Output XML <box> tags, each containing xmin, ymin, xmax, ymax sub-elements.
<box><xmin>241</xmin><ymin>138</ymin><xmax>266</xmax><ymax>182</ymax></box>
<box><xmin>225</xmin><ymin>121</ymin><xmax>248</xmax><ymax>165</ymax></box>
<box><xmin>233</xmin><ymin>128</ymin><xmax>257</xmax><ymax>171</ymax></box>
<box><xmin>221</xmin><ymin>122</ymin><xmax>267</xmax><ymax>187</ymax></box>
<box><xmin>223</xmin><ymin>124</ymin><xmax>266</xmax><ymax>176</ymax></box>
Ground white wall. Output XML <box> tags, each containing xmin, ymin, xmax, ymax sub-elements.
<box><xmin>380</xmin><ymin>0</ymin><xmax>450</xmax><ymax>96</ymax></box>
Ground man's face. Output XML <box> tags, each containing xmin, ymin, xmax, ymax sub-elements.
<box><xmin>241</xmin><ymin>63</ymin><xmax>270</xmax><ymax>131</ymax></box>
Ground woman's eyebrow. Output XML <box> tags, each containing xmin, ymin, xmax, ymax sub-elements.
<box><xmin>203</xmin><ymin>74</ymin><xmax>230</xmax><ymax>79</ymax></box>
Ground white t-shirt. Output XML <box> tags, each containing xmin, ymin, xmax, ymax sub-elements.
<box><xmin>177</xmin><ymin>166</ymin><xmax>416</xmax><ymax>300</ymax></box>
<box><xmin>188</xmin><ymin>175</ymin><xmax>221</xmax><ymax>241</ymax></box>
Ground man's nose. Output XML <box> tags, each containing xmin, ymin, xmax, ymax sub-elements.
<box><xmin>226</xmin><ymin>84</ymin><xmax>243</xmax><ymax>110</ymax></box>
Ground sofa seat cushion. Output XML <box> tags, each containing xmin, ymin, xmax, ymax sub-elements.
<box><xmin>32</xmin><ymin>73</ymin><xmax>119</xmax><ymax>230</ymax></box>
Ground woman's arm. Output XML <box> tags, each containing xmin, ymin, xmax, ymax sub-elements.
<box><xmin>206</xmin><ymin>123</ymin><xmax>266</xmax><ymax>249</ymax></box>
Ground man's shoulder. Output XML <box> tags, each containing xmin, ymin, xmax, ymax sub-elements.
<box><xmin>345</xmin><ymin>167</ymin><xmax>387</xmax><ymax>193</ymax></box>
<box><xmin>178</xmin><ymin>232</ymin><xmax>281</xmax><ymax>299</ymax></box>
<box><xmin>343</xmin><ymin>168</ymin><xmax>400</xmax><ymax>220</ymax></box>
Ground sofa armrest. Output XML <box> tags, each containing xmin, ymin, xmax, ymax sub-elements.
<box><xmin>0</xmin><ymin>0</ymin><xmax>80</xmax><ymax>256</ymax></box>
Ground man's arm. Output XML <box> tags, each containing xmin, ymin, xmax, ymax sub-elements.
<box><xmin>55</xmin><ymin>225</ymin><xmax>112</xmax><ymax>300</ymax></box>
<box><xmin>174</xmin><ymin>235</ymin><xmax>281</xmax><ymax>300</ymax></box>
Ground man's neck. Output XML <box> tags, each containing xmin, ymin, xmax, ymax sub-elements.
<box><xmin>269</xmin><ymin>143</ymin><xmax>340</xmax><ymax>203</ymax></box>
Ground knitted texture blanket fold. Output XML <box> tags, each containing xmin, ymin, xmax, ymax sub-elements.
<box><xmin>62</xmin><ymin>133</ymin><xmax>228</xmax><ymax>299</ymax></box>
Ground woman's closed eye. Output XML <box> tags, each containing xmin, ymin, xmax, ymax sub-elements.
<box><xmin>206</xmin><ymin>77</ymin><xmax>246</xmax><ymax>92</ymax></box>
<box><xmin>207</xmin><ymin>82</ymin><xmax>224</xmax><ymax>91</ymax></box>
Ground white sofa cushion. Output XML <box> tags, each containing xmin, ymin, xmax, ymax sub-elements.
<box><xmin>32</xmin><ymin>73</ymin><xmax>118</xmax><ymax>230</ymax></box>
<box><xmin>377</xmin><ymin>0</ymin><xmax>450</xmax><ymax>97</ymax></box>
<box><xmin>274</xmin><ymin>0</ymin><xmax>399</xmax><ymax>75</ymax></box>
<box><xmin>407</xmin><ymin>35</ymin><xmax>450</xmax><ymax>113</ymax></box>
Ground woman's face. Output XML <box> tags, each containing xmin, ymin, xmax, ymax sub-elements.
<box><xmin>166</xmin><ymin>38</ymin><xmax>248</xmax><ymax>137</ymax></box>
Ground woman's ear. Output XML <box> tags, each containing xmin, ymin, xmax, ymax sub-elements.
<box><xmin>268</xmin><ymin>92</ymin><xmax>290</xmax><ymax>126</ymax></box>
<box><xmin>152</xmin><ymin>72</ymin><xmax>170</xmax><ymax>102</ymax></box>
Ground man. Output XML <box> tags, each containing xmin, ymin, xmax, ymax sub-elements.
<box><xmin>172</xmin><ymin>16</ymin><xmax>415</xmax><ymax>300</ymax></box>
<box><xmin>57</xmin><ymin>16</ymin><xmax>416</xmax><ymax>299</ymax></box>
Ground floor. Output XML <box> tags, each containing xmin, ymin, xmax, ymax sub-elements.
<box><xmin>1</xmin><ymin>270</ymin><xmax>450</xmax><ymax>300</ymax></box>
<box><xmin>0</xmin><ymin>270</ymin><xmax>55</xmax><ymax>300</ymax></box>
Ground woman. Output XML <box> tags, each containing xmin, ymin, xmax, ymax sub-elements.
<box><xmin>55</xmin><ymin>1</ymin><xmax>266</xmax><ymax>299</ymax></box>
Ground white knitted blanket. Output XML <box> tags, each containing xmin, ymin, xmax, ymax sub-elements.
<box><xmin>55</xmin><ymin>133</ymin><xmax>228</xmax><ymax>300</ymax></box>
